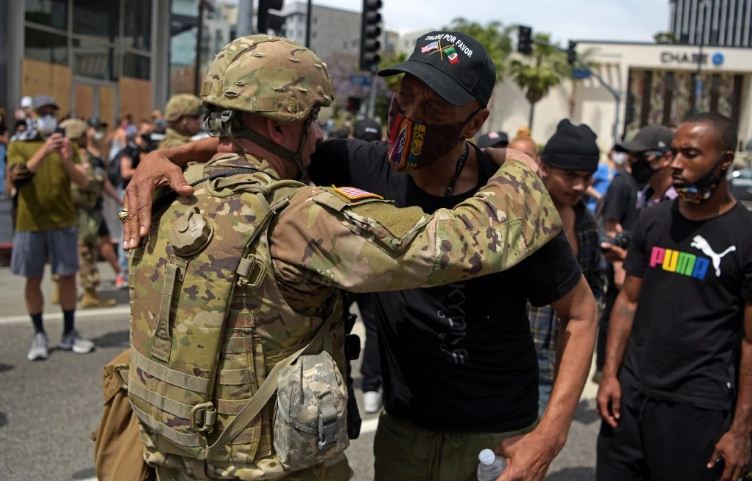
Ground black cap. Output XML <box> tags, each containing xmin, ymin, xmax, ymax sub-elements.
<box><xmin>476</xmin><ymin>131</ymin><xmax>509</xmax><ymax>149</ymax></box>
<box><xmin>32</xmin><ymin>95</ymin><xmax>59</xmax><ymax>112</ymax></box>
<box><xmin>353</xmin><ymin>118</ymin><xmax>382</xmax><ymax>142</ymax></box>
<box><xmin>378</xmin><ymin>31</ymin><xmax>496</xmax><ymax>106</ymax></box>
<box><xmin>541</xmin><ymin>119</ymin><xmax>600</xmax><ymax>172</ymax></box>
<box><xmin>87</xmin><ymin>117</ymin><xmax>108</xmax><ymax>128</ymax></box>
<box><xmin>616</xmin><ymin>125</ymin><xmax>673</xmax><ymax>153</ymax></box>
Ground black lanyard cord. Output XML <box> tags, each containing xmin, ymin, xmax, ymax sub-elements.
<box><xmin>444</xmin><ymin>141</ymin><xmax>470</xmax><ymax>197</ymax></box>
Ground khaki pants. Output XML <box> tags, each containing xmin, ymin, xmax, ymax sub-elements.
<box><xmin>374</xmin><ymin>411</ymin><xmax>536</xmax><ymax>481</ymax></box>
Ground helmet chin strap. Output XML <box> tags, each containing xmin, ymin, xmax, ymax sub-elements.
<box><xmin>233</xmin><ymin>121</ymin><xmax>309</xmax><ymax>181</ymax></box>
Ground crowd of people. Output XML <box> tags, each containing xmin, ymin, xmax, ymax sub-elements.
<box><xmin>2</xmin><ymin>29</ymin><xmax>751</xmax><ymax>481</ymax></box>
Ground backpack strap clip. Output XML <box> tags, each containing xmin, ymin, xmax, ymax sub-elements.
<box><xmin>317</xmin><ymin>396</ymin><xmax>339</xmax><ymax>451</ymax></box>
<box><xmin>236</xmin><ymin>254</ymin><xmax>267</xmax><ymax>288</ymax></box>
<box><xmin>190</xmin><ymin>402</ymin><xmax>217</xmax><ymax>434</ymax></box>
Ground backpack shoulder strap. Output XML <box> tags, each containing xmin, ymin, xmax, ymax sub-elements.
<box><xmin>206</xmin><ymin>296</ymin><xmax>342</xmax><ymax>459</ymax></box>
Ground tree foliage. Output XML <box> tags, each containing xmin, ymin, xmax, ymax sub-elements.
<box><xmin>443</xmin><ymin>17</ymin><xmax>513</xmax><ymax>81</ymax></box>
<box><xmin>508</xmin><ymin>32</ymin><xmax>571</xmax><ymax>128</ymax></box>
<box><xmin>653</xmin><ymin>31</ymin><xmax>678</xmax><ymax>44</ymax></box>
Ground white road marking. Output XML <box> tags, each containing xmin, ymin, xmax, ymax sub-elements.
<box><xmin>0</xmin><ymin>305</ymin><xmax>130</xmax><ymax>326</ymax></box>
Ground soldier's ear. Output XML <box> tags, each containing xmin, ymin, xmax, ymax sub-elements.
<box><xmin>266</xmin><ymin>118</ymin><xmax>286</xmax><ymax>144</ymax></box>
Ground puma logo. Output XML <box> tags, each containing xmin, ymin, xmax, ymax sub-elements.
<box><xmin>690</xmin><ymin>235</ymin><xmax>736</xmax><ymax>277</ymax></box>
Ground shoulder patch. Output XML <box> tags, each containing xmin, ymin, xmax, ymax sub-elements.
<box><xmin>332</xmin><ymin>186</ymin><xmax>383</xmax><ymax>201</ymax></box>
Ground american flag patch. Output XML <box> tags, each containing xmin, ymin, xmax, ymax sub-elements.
<box><xmin>333</xmin><ymin>186</ymin><xmax>384</xmax><ymax>201</ymax></box>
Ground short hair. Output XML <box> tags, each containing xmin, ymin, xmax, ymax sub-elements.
<box><xmin>681</xmin><ymin>112</ymin><xmax>737</xmax><ymax>151</ymax></box>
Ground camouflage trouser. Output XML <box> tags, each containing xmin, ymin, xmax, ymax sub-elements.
<box><xmin>77</xmin><ymin>209</ymin><xmax>103</xmax><ymax>290</ymax></box>
<box><xmin>154</xmin><ymin>454</ymin><xmax>351</xmax><ymax>481</ymax></box>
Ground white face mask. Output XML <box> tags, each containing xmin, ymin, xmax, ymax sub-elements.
<box><xmin>611</xmin><ymin>151</ymin><xmax>628</xmax><ymax>166</ymax></box>
<box><xmin>36</xmin><ymin>115</ymin><xmax>58</xmax><ymax>136</ymax></box>
<box><xmin>93</xmin><ymin>131</ymin><xmax>105</xmax><ymax>142</ymax></box>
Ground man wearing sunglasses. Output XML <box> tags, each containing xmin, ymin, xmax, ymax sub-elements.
<box><xmin>123</xmin><ymin>32</ymin><xmax>597</xmax><ymax>481</ymax></box>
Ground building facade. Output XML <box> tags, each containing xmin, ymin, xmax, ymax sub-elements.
<box><xmin>281</xmin><ymin>1</ymin><xmax>361</xmax><ymax>63</ymax></box>
<box><xmin>1</xmin><ymin>0</ymin><xmax>172</xmax><ymax>126</ymax></box>
<box><xmin>670</xmin><ymin>0</ymin><xmax>752</xmax><ymax>47</ymax></box>
<box><xmin>486</xmin><ymin>41</ymin><xmax>752</xmax><ymax>153</ymax></box>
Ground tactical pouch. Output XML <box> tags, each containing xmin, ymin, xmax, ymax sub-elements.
<box><xmin>273</xmin><ymin>350</ymin><xmax>349</xmax><ymax>471</ymax></box>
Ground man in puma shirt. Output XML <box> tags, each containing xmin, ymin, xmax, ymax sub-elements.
<box><xmin>596</xmin><ymin>113</ymin><xmax>752</xmax><ymax>481</ymax></box>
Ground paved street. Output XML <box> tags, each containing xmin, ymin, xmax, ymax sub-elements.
<box><xmin>0</xmin><ymin>263</ymin><xmax>600</xmax><ymax>481</ymax></box>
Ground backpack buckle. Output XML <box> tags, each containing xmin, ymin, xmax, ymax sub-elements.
<box><xmin>317</xmin><ymin>400</ymin><xmax>338</xmax><ymax>451</ymax></box>
<box><xmin>236</xmin><ymin>254</ymin><xmax>267</xmax><ymax>288</ymax></box>
<box><xmin>190</xmin><ymin>402</ymin><xmax>217</xmax><ymax>434</ymax></box>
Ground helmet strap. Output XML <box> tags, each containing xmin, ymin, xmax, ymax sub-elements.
<box><xmin>204</xmin><ymin>109</ymin><xmax>310</xmax><ymax>181</ymax></box>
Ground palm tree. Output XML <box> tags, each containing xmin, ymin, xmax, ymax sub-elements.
<box><xmin>509</xmin><ymin>32</ymin><xmax>570</xmax><ymax>130</ymax></box>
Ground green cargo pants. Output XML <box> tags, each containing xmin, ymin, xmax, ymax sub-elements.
<box><xmin>373</xmin><ymin>411</ymin><xmax>536</xmax><ymax>481</ymax></box>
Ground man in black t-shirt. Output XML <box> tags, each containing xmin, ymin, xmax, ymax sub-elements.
<box><xmin>595</xmin><ymin>125</ymin><xmax>674</xmax><ymax>379</ymax></box>
<box><xmin>309</xmin><ymin>32</ymin><xmax>596</xmax><ymax>481</ymax></box>
<box><xmin>124</xmin><ymin>32</ymin><xmax>598</xmax><ymax>481</ymax></box>
<box><xmin>596</xmin><ymin>113</ymin><xmax>752</xmax><ymax>481</ymax></box>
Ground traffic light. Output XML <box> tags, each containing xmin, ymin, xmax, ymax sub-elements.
<box><xmin>360</xmin><ymin>0</ymin><xmax>382</xmax><ymax>72</ymax></box>
<box><xmin>517</xmin><ymin>25</ymin><xmax>532</xmax><ymax>55</ymax></box>
<box><xmin>567</xmin><ymin>40</ymin><xmax>578</xmax><ymax>65</ymax></box>
<box><xmin>258</xmin><ymin>0</ymin><xmax>285</xmax><ymax>34</ymax></box>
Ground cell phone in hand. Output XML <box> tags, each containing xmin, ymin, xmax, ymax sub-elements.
<box><xmin>54</xmin><ymin>127</ymin><xmax>66</xmax><ymax>137</ymax></box>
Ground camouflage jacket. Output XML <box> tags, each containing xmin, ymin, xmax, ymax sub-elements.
<box><xmin>128</xmin><ymin>151</ymin><xmax>561</xmax><ymax>480</ymax></box>
<box><xmin>71</xmin><ymin>148</ymin><xmax>106</xmax><ymax>210</ymax></box>
<box><xmin>158</xmin><ymin>128</ymin><xmax>191</xmax><ymax>150</ymax></box>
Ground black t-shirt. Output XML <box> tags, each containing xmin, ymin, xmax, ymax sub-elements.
<box><xmin>601</xmin><ymin>173</ymin><xmax>639</xmax><ymax>231</ymax></box>
<box><xmin>623</xmin><ymin>200</ymin><xmax>752</xmax><ymax>410</ymax></box>
<box><xmin>310</xmin><ymin>139</ymin><xmax>582</xmax><ymax>432</ymax></box>
<box><xmin>86</xmin><ymin>150</ymin><xmax>108</xmax><ymax>210</ymax></box>
<box><xmin>117</xmin><ymin>141</ymin><xmax>142</xmax><ymax>188</ymax></box>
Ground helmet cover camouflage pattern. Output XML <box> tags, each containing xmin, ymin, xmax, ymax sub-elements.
<box><xmin>60</xmin><ymin>118</ymin><xmax>87</xmax><ymax>140</ymax></box>
<box><xmin>164</xmin><ymin>94</ymin><xmax>202</xmax><ymax>122</ymax></box>
<box><xmin>200</xmin><ymin>35</ymin><xmax>334</xmax><ymax>122</ymax></box>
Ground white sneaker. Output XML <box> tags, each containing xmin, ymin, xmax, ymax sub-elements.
<box><xmin>59</xmin><ymin>330</ymin><xmax>95</xmax><ymax>354</ymax></box>
<box><xmin>27</xmin><ymin>332</ymin><xmax>49</xmax><ymax>361</ymax></box>
<box><xmin>363</xmin><ymin>391</ymin><xmax>382</xmax><ymax>414</ymax></box>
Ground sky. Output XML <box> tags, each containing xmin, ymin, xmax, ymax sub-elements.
<box><xmin>308</xmin><ymin>0</ymin><xmax>670</xmax><ymax>44</ymax></box>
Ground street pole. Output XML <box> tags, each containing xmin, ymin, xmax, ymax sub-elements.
<box><xmin>237</xmin><ymin>0</ymin><xmax>255</xmax><ymax>36</ymax></box>
<box><xmin>194</xmin><ymin>0</ymin><xmax>205</xmax><ymax>96</ymax></box>
<box><xmin>305</xmin><ymin>0</ymin><xmax>313</xmax><ymax>48</ymax></box>
<box><xmin>694</xmin><ymin>0</ymin><xmax>711</xmax><ymax>112</ymax></box>
<box><xmin>367</xmin><ymin>67</ymin><xmax>377</xmax><ymax>119</ymax></box>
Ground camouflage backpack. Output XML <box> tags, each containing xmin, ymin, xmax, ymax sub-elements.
<box><xmin>127</xmin><ymin>156</ymin><xmax>349</xmax><ymax>480</ymax></box>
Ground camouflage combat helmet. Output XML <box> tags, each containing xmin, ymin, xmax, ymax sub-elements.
<box><xmin>60</xmin><ymin>118</ymin><xmax>87</xmax><ymax>140</ymax></box>
<box><xmin>164</xmin><ymin>94</ymin><xmax>202</xmax><ymax>122</ymax></box>
<box><xmin>200</xmin><ymin>34</ymin><xmax>333</xmax><ymax>123</ymax></box>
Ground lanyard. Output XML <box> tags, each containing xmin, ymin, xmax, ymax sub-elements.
<box><xmin>444</xmin><ymin>142</ymin><xmax>470</xmax><ymax>197</ymax></box>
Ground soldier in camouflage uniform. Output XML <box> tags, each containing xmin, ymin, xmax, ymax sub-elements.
<box><xmin>121</xmin><ymin>35</ymin><xmax>562</xmax><ymax>481</ymax></box>
<box><xmin>60</xmin><ymin>118</ymin><xmax>121</xmax><ymax>308</ymax></box>
<box><xmin>159</xmin><ymin>94</ymin><xmax>203</xmax><ymax>149</ymax></box>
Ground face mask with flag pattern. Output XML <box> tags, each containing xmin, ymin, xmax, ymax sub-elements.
<box><xmin>386</xmin><ymin>96</ymin><xmax>470</xmax><ymax>171</ymax></box>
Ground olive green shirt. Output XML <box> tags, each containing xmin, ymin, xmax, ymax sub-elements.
<box><xmin>8</xmin><ymin>139</ymin><xmax>80</xmax><ymax>232</ymax></box>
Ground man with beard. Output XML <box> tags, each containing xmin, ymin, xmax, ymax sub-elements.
<box><xmin>596</xmin><ymin>113</ymin><xmax>752</xmax><ymax>481</ymax></box>
<box><xmin>123</xmin><ymin>32</ymin><xmax>597</xmax><ymax>481</ymax></box>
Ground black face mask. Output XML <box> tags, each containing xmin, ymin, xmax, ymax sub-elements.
<box><xmin>630</xmin><ymin>159</ymin><xmax>658</xmax><ymax>184</ymax></box>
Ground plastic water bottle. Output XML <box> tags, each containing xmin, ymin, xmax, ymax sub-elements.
<box><xmin>477</xmin><ymin>448</ymin><xmax>506</xmax><ymax>481</ymax></box>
